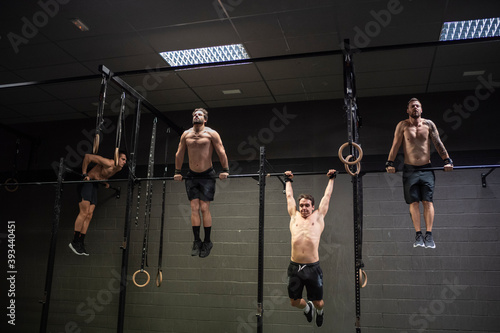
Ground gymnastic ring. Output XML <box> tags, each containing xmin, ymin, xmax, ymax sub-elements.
<box><xmin>114</xmin><ymin>147</ymin><xmax>119</xmax><ymax>166</ymax></box>
<box><xmin>156</xmin><ymin>270</ymin><xmax>163</xmax><ymax>287</ymax></box>
<box><xmin>344</xmin><ymin>155</ymin><xmax>361</xmax><ymax>176</ymax></box>
<box><xmin>4</xmin><ymin>178</ymin><xmax>19</xmax><ymax>192</ymax></box>
<box><xmin>93</xmin><ymin>134</ymin><xmax>100</xmax><ymax>155</ymax></box>
<box><xmin>338</xmin><ymin>142</ymin><xmax>363</xmax><ymax>165</ymax></box>
<box><xmin>132</xmin><ymin>269</ymin><xmax>150</xmax><ymax>288</ymax></box>
<box><xmin>359</xmin><ymin>269</ymin><xmax>367</xmax><ymax>288</ymax></box>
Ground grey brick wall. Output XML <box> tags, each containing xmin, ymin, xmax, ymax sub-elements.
<box><xmin>2</xmin><ymin>160</ymin><xmax>499</xmax><ymax>332</ymax></box>
<box><xmin>362</xmin><ymin>168</ymin><xmax>500</xmax><ymax>333</ymax></box>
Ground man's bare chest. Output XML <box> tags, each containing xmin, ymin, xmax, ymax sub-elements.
<box><xmin>404</xmin><ymin>123</ymin><xmax>429</xmax><ymax>142</ymax></box>
<box><xmin>186</xmin><ymin>135</ymin><xmax>211</xmax><ymax>148</ymax></box>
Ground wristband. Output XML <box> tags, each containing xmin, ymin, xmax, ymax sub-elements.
<box><xmin>329</xmin><ymin>171</ymin><xmax>337</xmax><ymax>179</ymax></box>
<box><xmin>222</xmin><ymin>168</ymin><xmax>229</xmax><ymax>174</ymax></box>
<box><xmin>284</xmin><ymin>176</ymin><xmax>293</xmax><ymax>183</ymax></box>
<box><xmin>174</xmin><ymin>169</ymin><xmax>182</xmax><ymax>175</ymax></box>
<box><xmin>82</xmin><ymin>173</ymin><xmax>88</xmax><ymax>177</ymax></box>
<box><xmin>443</xmin><ymin>157</ymin><xmax>453</xmax><ymax>166</ymax></box>
<box><xmin>385</xmin><ymin>160</ymin><xmax>394</xmax><ymax>168</ymax></box>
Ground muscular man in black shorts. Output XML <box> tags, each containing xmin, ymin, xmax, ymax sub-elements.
<box><xmin>284</xmin><ymin>169</ymin><xmax>336</xmax><ymax>328</ymax></box>
<box><xmin>386</xmin><ymin>98</ymin><xmax>453</xmax><ymax>248</ymax></box>
<box><xmin>69</xmin><ymin>151</ymin><xmax>127</xmax><ymax>256</ymax></box>
<box><xmin>174</xmin><ymin>108</ymin><xmax>229</xmax><ymax>258</ymax></box>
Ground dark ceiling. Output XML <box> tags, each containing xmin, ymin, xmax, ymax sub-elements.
<box><xmin>1</xmin><ymin>0</ymin><xmax>500</xmax><ymax>125</ymax></box>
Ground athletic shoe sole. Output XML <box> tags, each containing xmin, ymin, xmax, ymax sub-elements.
<box><xmin>69</xmin><ymin>242</ymin><xmax>84</xmax><ymax>256</ymax></box>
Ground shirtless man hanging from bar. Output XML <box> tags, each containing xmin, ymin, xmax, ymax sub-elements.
<box><xmin>284</xmin><ymin>169</ymin><xmax>336</xmax><ymax>328</ymax></box>
<box><xmin>174</xmin><ymin>108</ymin><xmax>229</xmax><ymax>258</ymax></box>
<box><xmin>69</xmin><ymin>151</ymin><xmax>127</xmax><ymax>256</ymax></box>
<box><xmin>386</xmin><ymin>98</ymin><xmax>453</xmax><ymax>249</ymax></box>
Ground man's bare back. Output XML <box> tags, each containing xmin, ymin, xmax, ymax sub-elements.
<box><xmin>84</xmin><ymin>154</ymin><xmax>126</xmax><ymax>181</ymax></box>
<box><xmin>290</xmin><ymin>210</ymin><xmax>324</xmax><ymax>263</ymax></box>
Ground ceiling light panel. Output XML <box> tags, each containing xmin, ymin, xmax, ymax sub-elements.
<box><xmin>439</xmin><ymin>17</ymin><xmax>500</xmax><ymax>41</ymax></box>
<box><xmin>159</xmin><ymin>44</ymin><xmax>250</xmax><ymax>66</ymax></box>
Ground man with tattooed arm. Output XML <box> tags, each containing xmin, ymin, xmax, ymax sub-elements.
<box><xmin>386</xmin><ymin>98</ymin><xmax>453</xmax><ymax>248</ymax></box>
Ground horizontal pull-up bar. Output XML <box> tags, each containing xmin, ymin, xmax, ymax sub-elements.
<box><xmin>3</xmin><ymin>164</ymin><xmax>499</xmax><ymax>188</ymax></box>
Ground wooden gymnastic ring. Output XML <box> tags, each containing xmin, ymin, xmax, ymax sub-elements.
<box><xmin>93</xmin><ymin>134</ymin><xmax>100</xmax><ymax>154</ymax></box>
<box><xmin>156</xmin><ymin>270</ymin><xmax>163</xmax><ymax>287</ymax></box>
<box><xmin>132</xmin><ymin>269</ymin><xmax>150</xmax><ymax>288</ymax></box>
<box><xmin>114</xmin><ymin>147</ymin><xmax>119</xmax><ymax>166</ymax></box>
<box><xmin>359</xmin><ymin>269</ymin><xmax>367</xmax><ymax>288</ymax></box>
<box><xmin>338</xmin><ymin>142</ymin><xmax>363</xmax><ymax>165</ymax></box>
<box><xmin>344</xmin><ymin>155</ymin><xmax>361</xmax><ymax>176</ymax></box>
<box><xmin>4</xmin><ymin>178</ymin><xmax>18</xmax><ymax>192</ymax></box>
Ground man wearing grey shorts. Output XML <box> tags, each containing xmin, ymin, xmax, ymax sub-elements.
<box><xmin>386</xmin><ymin>98</ymin><xmax>453</xmax><ymax>248</ymax></box>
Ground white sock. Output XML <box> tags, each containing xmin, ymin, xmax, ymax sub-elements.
<box><xmin>316</xmin><ymin>308</ymin><xmax>324</xmax><ymax>315</ymax></box>
<box><xmin>303</xmin><ymin>303</ymin><xmax>310</xmax><ymax>313</ymax></box>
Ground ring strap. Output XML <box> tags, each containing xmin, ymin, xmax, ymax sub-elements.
<box><xmin>114</xmin><ymin>92</ymin><xmax>126</xmax><ymax>166</ymax></box>
<box><xmin>93</xmin><ymin>74</ymin><xmax>108</xmax><ymax>154</ymax></box>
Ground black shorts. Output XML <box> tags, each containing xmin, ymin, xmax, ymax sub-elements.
<box><xmin>185</xmin><ymin>167</ymin><xmax>216</xmax><ymax>202</ymax></box>
<box><xmin>287</xmin><ymin>261</ymin><xmax>323</xmax><ymax>302</ymax></box>
<box><xmin>78</xmin><ymin>182</ymin><xmax>99</xmax><ymax>205</ymax></box>
<box><xmin>403</xmin><ymin>164</ymin><xmax>435</xmax><ymax>204</ymax></box>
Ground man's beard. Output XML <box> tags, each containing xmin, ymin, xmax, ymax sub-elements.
<box><xmin>410</xmin><ymin>112</ymin><xmax>420</xmax><ymax>119</ymax></box>
<box><xmin>193</xmin><ymin>119</ymin><xmax>204</xmax><ymax>124</ymax></box>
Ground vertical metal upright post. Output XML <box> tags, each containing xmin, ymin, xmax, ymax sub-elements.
<box><xmin>117</xmin><ymin>99</ymin><xmax>142</xmax><ymax>333</ymax></box>
<box><xmin>39</xmin><ymin>158</ymin><xmax>65</xmax><ymax>333</ymax></box>
<box><xmin>256</xmin><ymin>146</ymin><xmax>266</xmax><ymax>333</ymax></box>
<box><xmin>343</xmin><ymin>38</ymin><xmax>363</xmax><ymax>333</ymax></box>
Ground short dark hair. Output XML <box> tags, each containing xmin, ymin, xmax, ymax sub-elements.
<box><xmin>119</xmin><ymin>150</ymin><xmax>128</xmax><ymax>160</ymax></box>
<box><xmin>193</xmin><ymin>108</ymin><xmax>208</xmax><ymax>122</ymax></box>
<box><xmin>407</xmin><ymin>97</ymin><xmax>421</xmax><ymax>108</ymax></box>
<box><xmin>298</xmin><ymin>194</ymin><xmax>315</xmax><ymax>207</ymax></box>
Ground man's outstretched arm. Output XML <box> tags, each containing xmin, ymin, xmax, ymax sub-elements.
<box><xmin>386</xmin><ymin>121</ymin><xmax>404</xmax><ymax>173</ymax></box>
<box><xmin>211</xmin><ymin>130</ymin><xmax>229</xmax><ymax>179</ymax></box>
<box><xmin>284</xmin><ymin>171</ymin><xmax>296</xmax><ymax>217</ymax></box>
<box><xmin>426</xmin><ymin>119</ymin><xmax>453</xmax><ymax>171</ymax></box>
<box><xmin>317</xmin><ymin>169</ymin><xmax>336</xmax><ymax>217</ymax></box>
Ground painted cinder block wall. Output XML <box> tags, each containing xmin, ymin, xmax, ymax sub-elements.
<box><xmin>2</xmin><ymin>155</ymin><xmax>500</xmax><ymax>333</ymax></box>
<box><xmin>2</xmin><ymin>91</ymin><xmax>500</xmax><ymax>332</ymax></box>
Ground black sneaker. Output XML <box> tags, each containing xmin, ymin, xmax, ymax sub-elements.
<box><xmin>80</xmin><ymin>242</ymin><xmax>90</xmax><ymax>256</ymax></box>
<box><xmin>69</xmin><ymin>241</ymin><xmax>84</xmax><ymax>255</ymax></box>
<box><xmin>413</xmin><ymin>233</ymin><xmax>425</xmax><ymax>248</ymax></box>
<box><xmin>316</xmin><ymin>310</ymin><xmax>324</xmax><ymax>327</ymax></box>
<box><xmin>424</xmin><ymin>233</ymin><xmax>436</xmax><ymax>249</ymax></box>
<box><xmin>199</xmin><ymin>241</ymin><xmax>213</xmax><ymax>258</ymax></box>
<box><xmin>191</xmin><ymin>240</ymin><xmax>202</xmax><ymax>256</ymax></box>
<box><xmin>304</xmin><ymin>301</ymin><xmax>314</xmax><ymax>323</ymax></box>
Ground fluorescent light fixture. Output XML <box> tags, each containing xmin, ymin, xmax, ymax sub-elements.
<box><xmin>463</xmin><ymin>70</ymin><xmax>485</xmax><ymax>76</ymax></box>
<box><xmin>70</xmin><ymin>18</ymin><xmax>89</xmax><ymax>32</ymax></box>
<box><xmin>159</xmin><ymin>44</ymin><xmax>249</xmax><ymax>66</ymax></box>
<box><xmin>439</xmin><ymin>17</ymin><xmax>500</xmax><ymax>41</ymax></box>
<box><xmin>222</xmin><ymin>89</ymin><xmax>242</xmax><ymax>95</ymax></box>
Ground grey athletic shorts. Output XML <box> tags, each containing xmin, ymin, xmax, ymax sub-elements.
<box><xmin>185</xmin><ymin>167</ymin><xmax>216</xmax><ymax>202</ymax></box>
<box><xmin>403</xmin><ymin>163</ymin><xmax>435</xmax><ymax>204</ymax></box>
